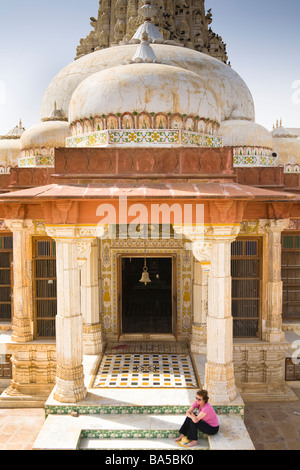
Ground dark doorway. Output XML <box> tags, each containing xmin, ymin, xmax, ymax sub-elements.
<box><xmin>121</xmin><ymin>257</ymin><xmax>173</xmax><ymax>334</ymax></box>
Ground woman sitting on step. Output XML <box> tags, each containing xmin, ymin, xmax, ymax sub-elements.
<box><xmin>175</xmin><ymin>389</ymin><xmax>219</xmax><ymax>447</ymax></box>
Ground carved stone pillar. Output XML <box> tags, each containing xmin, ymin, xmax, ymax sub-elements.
<box><xmin>190</xmin><ymin>240</ymin><xmax>212</xmax><ymax>354</ymax></box>
<box><xmin>45</xmin><ymin>225</ymin><xmax>87</xmax><ymax>403</ymax></box>
<box><xmin>259</xmin><ymin>219</ymin><xmax>290</xmax><ymax>342</ymax></box>
<box><xmin>204</xmin><ymin>225</ymin><xmax>240</xmax><ymax>403</ymax></box>
<box><xmin>173</xmin><ymin>224</ymin><xmax>208</xmax><ymax>353</ymax></box>
<box><xmin>80</xmin><ymin>239</ymin><xmax>104</xmax><ymax>354</ymax></box>
<box><xmin>191</xmin><ymin>262</ymin><xmax>210</xmax><ymax>353</ymax></box>
<box><xmin>4</xmin><ymin>219</ymin><xmax>33</xmax><ymax>343</ymax></box>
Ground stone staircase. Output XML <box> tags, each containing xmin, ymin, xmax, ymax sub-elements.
<box><xmin>78</xmin><ymin>414</ymin><xmax>209</xmax><ymax>451</ymax></box>
<box><xmin>33</xmin><ymin>401</ymin><xmax>254</xmax><ymax>450</ymax></box>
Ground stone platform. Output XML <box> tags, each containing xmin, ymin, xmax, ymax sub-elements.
<box><xmin>32</xmin><ymin>344</ymin><xmax>254</xmax><ymax>450</ymax></box>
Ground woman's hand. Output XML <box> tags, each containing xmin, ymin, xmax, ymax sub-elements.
<box><xmin>186</xmin><ymin>410</ymin><xmax>197</xmax><ymax>423</ymax></box>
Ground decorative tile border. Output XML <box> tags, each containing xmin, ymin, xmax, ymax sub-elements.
<box><xmin>80</xmin><ymin>429</ymin><xmax>182</xmax><ymax>439</ymax></box>
<box><xmin>66</xmin><ymin>130</ymin><xmax>222</xmax><ymax>148</ymax></box>
<box><xmin>45</xmin><ymin>403</ymin><xmax>244</xmax><ymax>417</ymax></box>
<box><xmin>239</xmin><ymin>220</ymin><xmax>259</xmax><ymax>235</ymax></box>
<box><xmin>18</xmin><ymin>155</ymin><xmax>54</xmax><ymax>168</ymax></box>
<box><xmin>233</xmin><ymin>154</ymin><xmax>275</xmax><ymax>167</ymax></box>
<box><xmin>101</xmin><ymin>239</ymin><xmax>192</xmax><ymax>339</ymax></box>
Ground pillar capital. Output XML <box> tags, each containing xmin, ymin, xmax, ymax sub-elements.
<box><xmin>173</xmin><ymin>224</ymin><xmax>240</xmax><ymax>263</ymax></box>
<box><xmin>4</xmin><ymin>219</ymin><xmax>33</xmax><ymax>232</ymax></box>
<box><xmin>259</xmin><ymin>218</ymin><xmax>290</xmax><ymax>234</ymax></box>
<box><xmin>45</xmin><ymin>224</ymin><xmax>102</xmax><ymax>267</ymax></box>
<box><xmin>205</xmin><ymin>224</ymin><xmax>241</xmax><ymax>241</ymax></box>
<box><xmin>45</xmin><ymin>224</ymin><xmax>101</xmax><ymax>240</ymax></box>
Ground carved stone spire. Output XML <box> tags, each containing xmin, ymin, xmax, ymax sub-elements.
<box><xmin>75</xmin><ymin>0</ymin><xmax>228</xmax><ymax>64</ymax></box>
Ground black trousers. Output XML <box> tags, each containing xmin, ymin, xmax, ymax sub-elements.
<box><xmin>179</xmin><ymin>416</ymin><xmax>219</xmax><ymax>440</ymax></box>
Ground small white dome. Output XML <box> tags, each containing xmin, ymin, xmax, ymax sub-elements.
<box><xmin>20</xmin><ymin>121</ymin><xmax>71</xmax><ymax>150</ymax></box>
<box><xmin>0</xmin><ymin>139</ymin><xmax>21</xmax><ymax>167</ymax></box>
<box><xmin>272</xmin><ymin>126</ymin><xmax>297</xmax><ymax>138</ymax></box>
<box><xmin>273</xmin><ymin>135</ymin><xmax>300</xmax><ymax>167</ymax></box>
<box><xmin>69</xmin><ymin>62</ymin><xmax>220</xmax><ymax>123</ymax></box>
<box><xmin>219</xmin><ymin>120</ymin><xmax>273</xmax><ymax>149</ymax></box>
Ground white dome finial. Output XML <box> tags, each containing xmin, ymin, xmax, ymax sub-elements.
<box><xmin>132</xmin><ymin>31</ymin><xmax>158</xmax><ymax>63</ymax></box>
<box><xmin>131</xmin><ymin>0</ymin><xmax>163</xmax><ymax>44</ymax></box>
<box><xmin>139</xmin><ymin>1</ymin><xmax>157</xmax><ymax>21</ymax></box>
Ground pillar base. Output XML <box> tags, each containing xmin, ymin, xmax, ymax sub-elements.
<box><xmin>11</xmin><ymin>315</ymin><xmax>33</xmax><ymax>342</ymax></box>
<box><xmin>205</xmin><ymin>361</ymin><xmax>237</xmax><ymax>403</ymax></box>
<box><xmin>263</xmin><ymin>331</ymin><xmax>285</xmax><ymax>342</ymax></box>
<box><xmin>54</xmin><ymin>365</ymin><xmax>87</xmax><ymax>403</ymax></box>
<box><xmin>53</xmin><ymin>381</ymin><xmax>87</xmax><ymax>404</ymax></box>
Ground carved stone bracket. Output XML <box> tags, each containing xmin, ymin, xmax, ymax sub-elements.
<box><xmin>77</xmin><ymin>239</ymin><xmax>94</xmax><ymax>267</ymax></box>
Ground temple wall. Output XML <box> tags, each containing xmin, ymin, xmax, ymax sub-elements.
<box><xmin>0</xmin><ymin>219</ymin><xmax>298</xmax><ymax>402</ymax></box>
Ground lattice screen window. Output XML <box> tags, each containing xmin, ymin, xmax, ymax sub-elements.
<box><xmin>282</xmin><ymin>233</ymin><xmax>300</xmax><ymax>320</ymax></box>
<box><xmin>231</xmin><ymin>238</ymin><xmax>262</xmax><ymax>337</ymax></box>
<box><xmin>33</xmin><ymin>238</ymin><xmax>57</xmax><ymax>338</ymax></box>
<box><xmin>0</xmin><ymin>234</ymin><xmax>13</xmax><ymax>322</ymax></box>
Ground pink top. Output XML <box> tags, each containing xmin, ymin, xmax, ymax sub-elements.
<box><xmin>192</xmin><ymin>401</ymin><xmax>219</xmax><ymax>427</ymax></box>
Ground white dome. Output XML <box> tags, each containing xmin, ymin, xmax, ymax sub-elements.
<box><xmin>272</xmin><ymin>126</ymin><xmax>297</xmax><ymax>138</ymax></box>
<box><xmin>219</xmin><ymin>120</ymin><xmax>273</xmax><ymax>149</ymax></box>
<box><xmin>0</xmin><ymin>139</ymin><xmax>21</xmax><ymax>167</ymax></box>
<box><xmin>41</xmin><ymin>44</ymin><xmax>255</xmax><ymax>123</ymax></box>
<box><xmin>20</xmin><ymin>121</ymin><xmax>71</xmax><ymax>150</ymax></box>
<box><xmin>69</xmin><ymin>63</ymin><xmax>220</xmax><ymax>123</ymax></box>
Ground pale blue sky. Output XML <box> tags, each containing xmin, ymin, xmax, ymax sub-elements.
<box><xmin>0</xmin><ymin>0</ymin><xmax>299</xmax><ymax>135</ymax></box>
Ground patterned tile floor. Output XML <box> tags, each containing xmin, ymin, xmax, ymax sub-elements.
<box><xmin>90</xmin><ymin>343</ymin><xmax>199</xmax><ymax>390</ymax></box>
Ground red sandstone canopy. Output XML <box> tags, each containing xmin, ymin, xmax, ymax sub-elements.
<box><xmin>0</xmin><ymin>182</ymin><xmax>296</xmax><ymax>201</ymax></box>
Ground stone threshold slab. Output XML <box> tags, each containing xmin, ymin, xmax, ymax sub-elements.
<box><xmin>79</xmin><ymin>437</ymin><xmax>209</xmax><ymax>450</ymax></box>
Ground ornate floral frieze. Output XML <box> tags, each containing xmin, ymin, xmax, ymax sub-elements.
<box><xmin>66</xmin><ymin>129</ymin><xmax>222</xmax><ymax>149</ymax></box>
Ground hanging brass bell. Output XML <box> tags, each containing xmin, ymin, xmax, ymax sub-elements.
<box><xmin>139</xmin><ymin>259</ymin><xmax>151</xmax><ymax>285</ymax></box>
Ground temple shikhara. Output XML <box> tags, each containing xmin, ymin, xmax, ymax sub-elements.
<box><xmin>0</xmin><ymin>0</ymin><xmax>300</xmax><ymax>450</ymax></box>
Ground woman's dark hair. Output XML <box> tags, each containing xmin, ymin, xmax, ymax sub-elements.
<box><xmin>196</xmin><ymin>389</ymin><xmax>209</xmax><ymax>404</ymax></box>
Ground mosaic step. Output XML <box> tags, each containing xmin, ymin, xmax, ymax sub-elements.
<box><xmin>45</xmin><ymin>403</ymin><xmax>244</xmax><ymax>417</ymax></box>
<box><xmin>80</xmin><ymin>428</ymin><xmax>205</xmax><ymax>440</ymax></box>
<box><xmin>79</xmin><ymin>426</ymin><xmax>208</xmax><ymax>450</ymax></box>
